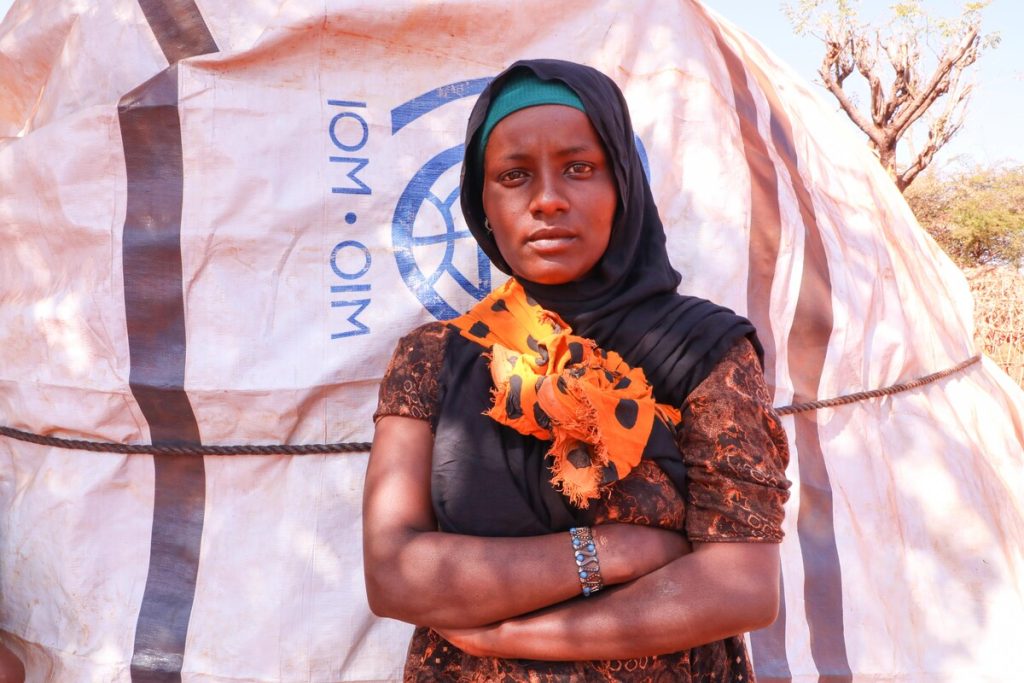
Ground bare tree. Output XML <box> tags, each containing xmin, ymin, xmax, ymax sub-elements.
<box><xmin>786</xmin><ymin>0</ymin><xmax>999</xmax><ymax>192</ymax></box>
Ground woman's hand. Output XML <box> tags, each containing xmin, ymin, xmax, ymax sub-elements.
<box><xmin>363</xmin><ymin>416</ymin><xmax>690</xmax><ymax>629</ymax></box>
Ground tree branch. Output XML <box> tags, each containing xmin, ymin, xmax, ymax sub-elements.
<box><xmin>787</xmin><ymin>1</ymin><xmax>994</xmax><ymax>193</ymax></box>
<box><xmin>892</xmin><ymin>24</ymin><xmax>979</xmax><ymax>138</ymax></box>
<box><xmin>897</xmin><ymin>83</ymin><xmax>972</xmax><ymax>190</ymax></box>
<box><xmin>881</xmin><ymin>37</ymin><xmax>918</xmax><ymax>125</ymax></box>
<box><xmin>818</xmin><ymin>37</ymin><xmax>888</xmax><ymax>150</ymax></box>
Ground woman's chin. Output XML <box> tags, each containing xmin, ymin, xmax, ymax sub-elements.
<box><xmin>510</xmin><ymin>257</ymin><xmax>595</xmax><ymax>287</ymax></box>
<box><xmin>516</xmin><ymin>269</ymin><xmax>581</xmax><ymax>286</ymax></box>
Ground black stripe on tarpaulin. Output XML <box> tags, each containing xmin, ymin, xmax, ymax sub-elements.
<box><xmin>704</xmin><ymin>22</ymin><xmax>782</xmax><ymax>397</ymax></box>
<box><xmin>119</xmin><ymin>64</ymin><xmax>205</xmax><ymax>683</ymax></box>
<box><xmin>137</xmin><ymin>0</ymin><xmax>218</xmax><ymax>65</ymax></box>
<box><xmin>740</xmin><ymin>39</ymin><xmax>854</xmax><ymax>683</ymax></box>
<box><xmin>121</xmin><ymin>3</ymin><xmax>220</xmax><ymax>679</ymax></box>
<box><xmin>128</xmin><ymin>455</ymin><xmax>206</xmax><ymax>682</ymax></box>
<box><xmin>699</xmin><ymin>10</ymin><xmax>792</xmax><ymax>681</ymax></box>
<box><xmin>120</xmin><ymin>65</ymin><xmax>204</xmax><ymax>682</ymax></box>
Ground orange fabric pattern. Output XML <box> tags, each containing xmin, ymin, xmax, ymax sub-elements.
<box><xmin>449</xmin><ymin>279</ymin><xmax>681</xmax><ymax>507</ymax></box>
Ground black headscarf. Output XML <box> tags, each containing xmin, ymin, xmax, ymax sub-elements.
<box><xmin>460</xmin><ymin>59</ymin><xmax>762</xmax><ymax>404</ymax></box>
<box><xmin>431</xmin><ymin>59</ymin><xmax>762</xmax><ymax>537</ymax></box>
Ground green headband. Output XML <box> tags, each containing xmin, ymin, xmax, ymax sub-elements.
<box><xmin>476</xmin><ymin>71</ymin><xmax>587</xmax><ymax>169</ymax></box>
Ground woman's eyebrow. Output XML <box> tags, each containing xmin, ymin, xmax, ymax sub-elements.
<box><xmin>556</xmin><ymin>144</ymin><xmax>599</xmax><ymax>156</ymax></box>
<box><xmin>495</xmin><ymin>144</ymin><xmax>601</xmax><ymax>163</ymax></box>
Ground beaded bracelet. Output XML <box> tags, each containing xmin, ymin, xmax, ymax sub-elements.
<box><xmin>569</xmin><ymin>526</ymin><xmax>604</xmax><ymax>596</ymax></box>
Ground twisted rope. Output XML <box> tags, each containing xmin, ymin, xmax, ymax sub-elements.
<box><xmin>0</xmin><ymin>354</ymin><xmax>981</xmax><ymax>454</ymax></box>
<box><xmin>0</xmin><ymin>427</ymin><xmax>371</xmax><ymax>455</ymax></box>
<box><xmin>774</xmin><ymin>354</ymin><xmax>981</xmax><ymax>416</ymax></box>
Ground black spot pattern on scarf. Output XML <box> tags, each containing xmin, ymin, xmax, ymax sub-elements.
<box><xmin>506</xmin><ymin>374</ymin><xmax>524</xmax><ymax>419</ymax></box>
<box><xmin>615</xmin><ymin>398</ymin><xmax>638</xmax><ymax>428</ymax></box>
<box><xmin>469</xmin><ymin>321</ymin><xmax>489</xmax><ymax>338</ymax></box>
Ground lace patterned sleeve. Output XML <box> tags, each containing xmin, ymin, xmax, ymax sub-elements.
<box><xmin>373</xmin><ymin>322</ymin><xmax>451</xmax><ymax>431</ymax></box>
<box><xmin>679</xmin><ymin>337</ymin><xmax>791</xmax><ymax>543</ymax></box>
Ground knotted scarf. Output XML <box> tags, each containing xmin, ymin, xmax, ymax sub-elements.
<box><xmin>451</xmin><ymin>279</ymin><xmax>681</xmax><ymax>507</ymax></box>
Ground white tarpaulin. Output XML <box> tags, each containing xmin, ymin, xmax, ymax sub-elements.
<box><xmin>1</xmin><ymin>0</ymin><xmax>1022</xmax><ymax>681</ymax></box>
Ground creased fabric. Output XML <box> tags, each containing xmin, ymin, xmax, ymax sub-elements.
<box><xmin>450</xmin><ymin>279</ymin><xmax>682</xmax><ymax>507</ymax></box>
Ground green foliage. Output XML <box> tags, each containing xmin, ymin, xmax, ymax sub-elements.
<box><xmin>906</xmin><ymin>165</ymin><xmax>1024</xmax><ymax>267</ymax></box>
<box><xmin>784</xmin><ymin>0</ymin><xmax>857</xmax><ymax>36</ymax></box>
<box><xmin>785</xmin><ymin>0</ymin><xmax>998</xmax><ymax>60</ymax></box>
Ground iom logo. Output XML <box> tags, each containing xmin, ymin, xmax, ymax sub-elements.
<box><xmin>390</xmin><ymin>78</ymin><xmax>652</xmax><ymax>321</ymax></box>
<box><xmin>391</xmin><ymin>78</ymin><xmax>493</xmax><ymax>321</ymax></box>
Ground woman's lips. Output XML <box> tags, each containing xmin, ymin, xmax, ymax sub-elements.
<box><xmin>527</xmin><ymin>227</ymin><xmax>576</xmax><ymax>253</ymax></box>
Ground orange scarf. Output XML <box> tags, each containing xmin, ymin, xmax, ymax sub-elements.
<box><xmin>451</xmin><ymin>279</ymin><xmax>681</xmax><ymax>507</ymax></box>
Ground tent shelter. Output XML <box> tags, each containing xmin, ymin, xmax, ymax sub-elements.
<box><xmin>1</xmin><ymin>0</ymin><xmax>1022</xmax><ymax>680</ymax></box>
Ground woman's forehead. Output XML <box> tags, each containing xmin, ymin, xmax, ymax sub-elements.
<box><xmin>486</xmin><ymin>105</ymin><xmax>606</xmax><ymax>156</ymax></box>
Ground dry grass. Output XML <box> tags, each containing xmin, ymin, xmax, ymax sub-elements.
<box><xmin>965</xmin><ymin>265</ymin><xmax>1024</xmax><ymax>388</ymax></box>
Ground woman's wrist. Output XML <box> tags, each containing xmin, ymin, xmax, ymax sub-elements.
<box><xmin>569</xmin><ymin>526</ymin><xmax>605</xmax><ymax>596</ymax></box>
<box><xmin>590</xmin><ymin>523</ymin><xmax>690</xmax><ymax>586</ymax></box>
<box><xmin>589</xmin><ymin>524</ymin><xmax>632</xmax><ymax>585</ymax></box>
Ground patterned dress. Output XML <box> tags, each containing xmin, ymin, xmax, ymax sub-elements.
<box><xmin>374</xmin><ymin>322</ymin><xmax>791</xmax><ymax>682</ymax></box>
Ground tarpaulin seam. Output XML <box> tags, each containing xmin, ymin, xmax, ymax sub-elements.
<box><xmin>119</xmin><ymin>66</ymin><xmax>204</xmax><ymax>680</ymax></box>
<box><xmin>120</xmin><ymin>1</ymin><xmax>219</xmax><ymax>680</ymax></box>
<box><xmin>137</xmin><ymin>0</ymin><xmax>218</xmax><ymax>65</ymax></box>
<box><xmin>698</xmin><ymin>6</ymin><xmax>791</xmax><ymax>679</ymax></box>
<box><xmin>698</xmin><ymin>15</ymin><xmax>781</xmax><ymax>398</ymax></box>
<box><xmin>735</xmin><ymin>29</ymin><xmax>854</xmax><ymax>683</ymax></box>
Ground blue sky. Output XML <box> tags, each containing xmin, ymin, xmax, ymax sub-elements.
<box><xmin>2</xmin><ymin>0</ymin><xmax>1019</xmax><ymax>169</ymax></box>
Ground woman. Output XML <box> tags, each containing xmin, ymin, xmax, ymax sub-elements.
<box><xmin>363</xmin><ymin>59</ymin><xmax>790</xmax><ymax>681</ymax></box>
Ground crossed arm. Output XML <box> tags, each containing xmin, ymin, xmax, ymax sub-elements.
<box><xmin>362</xmin><ymin>415</ymin><xmax>781</xmax><ymax>661</ymax></box>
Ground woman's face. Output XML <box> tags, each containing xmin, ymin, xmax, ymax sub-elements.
<box><xmin>481</xmin><ymin>104</ymin><xmax>617</xmax><ymax>286</ymax></box>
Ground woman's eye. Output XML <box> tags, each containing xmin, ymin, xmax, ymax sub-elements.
<box><xmin>499</xmin><ymin>170</ymin><xmax>527</xmax><ymax>183</ymax></box>
<box><xmin>566</xmin><ymin>162</ymin><xmax>593</xmax><ymax>176</ymax></box>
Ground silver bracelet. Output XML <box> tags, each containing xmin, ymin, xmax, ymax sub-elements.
<box><xmin>569</xmin><ymin>526</ymin><xmax>604</xmax><ymax>596</ymax></box>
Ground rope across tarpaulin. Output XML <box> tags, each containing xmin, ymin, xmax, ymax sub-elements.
<box><xmin>774</xmin><ymin>353</ymin><xmax>981</xmax><ymax>416</ymax></box>
<box><xmin>0</xmin><ymin>354</ymin><xmax>982</xmax><ymax>456</ymax></box>
<box><xmin>0</xmin><ymin>429</ymin><xmax>373</xmax><ymax>455</ymax></box>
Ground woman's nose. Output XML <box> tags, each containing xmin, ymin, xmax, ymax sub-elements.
<box><xmin>529</xmin><ymin>171</ymin><xmax>570</xmax><ymax>216</ymax></box>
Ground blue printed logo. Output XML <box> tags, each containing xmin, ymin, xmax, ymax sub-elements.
<box><xmin>390</xmin><ymin>78</ymin><xmax>493</xmax><ymax>321</ymax></box>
